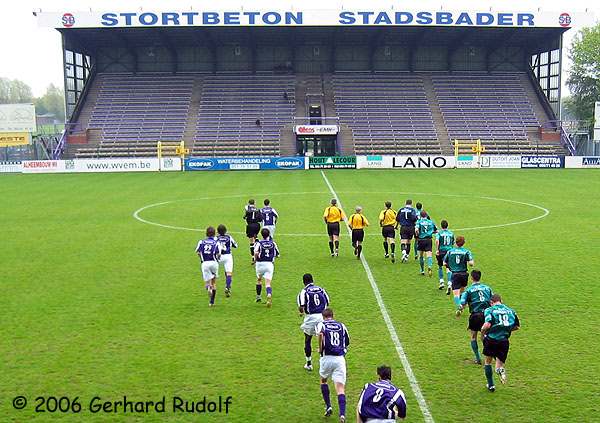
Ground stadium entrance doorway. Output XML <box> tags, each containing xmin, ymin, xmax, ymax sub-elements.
<box><xmin>297</xmin><ymin>135</ymin><xmax>337</xmax><ymax>156</ymax></box>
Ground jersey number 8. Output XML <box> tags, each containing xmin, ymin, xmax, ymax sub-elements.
<box><xmin>372</xmin><ymin>388</ymin><xmax>384</xmax><ymax>403</ymax></box>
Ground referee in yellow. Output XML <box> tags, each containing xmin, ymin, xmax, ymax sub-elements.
<box><xmin>348</xmin><ymin>206</ymin><xmax>369</xmax><ymax>259</ymax></box>
<box><xmin>323</xmin><ymin>198</ymin><xmax>346</xmax><ymax>257</ymax></box>
<box><xmin>379</xmin><ymin>201</ymin><xmax>398</xmax><ymax>263</ymax></box>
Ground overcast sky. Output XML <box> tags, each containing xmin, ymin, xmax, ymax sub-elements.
<box><xmin>1</xmin><ymin>0</ymin><xmax>598</xmax><ymax>96</ymax></box>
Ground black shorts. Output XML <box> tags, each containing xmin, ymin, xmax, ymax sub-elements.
<box><xmin>246</xmin><ymin>223</ymin><xmax>260</xmax><ymax>238</ymax></box>
<box><xmin>400</xmin><ymin>225</ymin><xmax>415</xmax><ymax>240</ymax></box>
<box><xmin>451</xmin><ymin>272</ymin><xmax>469</xmax><ymax>290</ymax></box>
<box><xmin>436</xmin><ymin>251</ymin><xmax>448</xmax><ymax>267</ymax></box>
<box><xmin>416</xmin><ymin>238</ymin><xmax>432</xmax><ymax>252</ymax></box>
<box><xmin>381</xmin><ymin>225</ymin><xmax>395</xmax><ymax>239</ymax></box>
<box><xmin>327</xmin><ymin>222</ymin><xmax>340</xmax><ymax>237</ymax></box>
<box><xmin>468</xmin><ymin>312</ymin><xmax>485</xmax><ymax>332</ymax></box>
<box><xmin>352</xmin><ymin>229</ymin><xmax>364</xmax><ymax>244</ymax></box>
<box><xmin>483</xmin><ymin>337</ymin><xmax>510</xmax><ymax>363</ymax></box>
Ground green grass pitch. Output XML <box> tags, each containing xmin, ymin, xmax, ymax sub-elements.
<box><xmin>1</xmin><ymin>169</ymin><xmax>599</xmax><ymax>422</ymax></box>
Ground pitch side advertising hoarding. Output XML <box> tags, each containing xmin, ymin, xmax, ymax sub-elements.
<box><xmin>21</xmin><ymin>158</ymin><xmax>180</xmax><ymax>173</ymax></box>
<box><xmin>185</xmin><ymin>157</ymin><xmax>305</xmax><ymax>171</ymax></box>
<box><xmin>565</xmin><ymin>156</ymin><xmax>600</xmax><ymax>168</ymax></box>
<box><xmin>0</xmin><ymin>161</ymin><xmax>23</xmax><ymax>173</ymax></box>
<box><xmin>308</xmin><ymin>156</ymin><xmax>356</xmax><ymax>169</ymax></box>
<box><xmin>392</xmin><ymin>156</ymin><xmax>455</xmax><ymax>169</ymax></box>
<box><xmin>520</xmin><ymin>155</ymin><xmax>564</xmax><ymax>168</ymax></box>
<box><xmin>479</xmin><ymin>155</ymin><xmax>521</xmax><ymax>169</ymax></box>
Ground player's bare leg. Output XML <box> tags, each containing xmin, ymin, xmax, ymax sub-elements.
<box><xmin>334</xmin><ymin>382</ymin><xmax>346</xmax><ymax>422</ymax></box>
<box><xmin>255</xmin><ymin>276</ymin><xmax>263</xmax><ymax>302</ymax></box>
<box><xmin>265</xmin><ymin>278</ymin><xmax>272</xmax><ymax>307</ymax></box>
<box><xmin>320</xmin><ymin>377</ymin><xmax>333</xmax><ymax>417</ymax></box>
<box><xmin>483</xmin><ymin>355</ymin><xmax>496</xmax><ymax>391</ymax></box>
<box><xmin>495</xmin><ymin>359</ymin><xmax>507</xmax><ymax>384</ymax></box>
<box><xmin>208</xmin><ymin>278</ymin><xmax>217</xmax><ymax>307</ymax></box>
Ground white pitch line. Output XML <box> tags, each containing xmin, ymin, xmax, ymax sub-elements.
<box><xmin>320</xmin><ymin>171</ymin><xmax>434</xmax><ymax>423</ymax></box>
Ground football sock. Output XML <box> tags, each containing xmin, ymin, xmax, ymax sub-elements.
<box><xmin>266</xmin><ymin>287</ymin><xmax>272</xmax><ymax>296</ymax></box>
<box><xmin>453</xmin><ymin>295</ymin><xmax>461</xmax><ymax>307</ymax></box>
<box><xmin>249</xmin><ymin>243</ymin><xmax>254</xmax><ymax>256</ymax></box>
<box><xmin>419</xmin><ymin>256</ymin><xmax>424</xmax><ymax>272</ymax></box>
<box><xmin>413</xmin><ymin>240</ymin><xmax>417</xmax><ymax>256</ymax></box>
<box><xmin>304</xmin><ymin>335</ymin><xmax>312</xmax><ymax>359</ymax></box>
<box><xmin>447</xmin><ymin>271</ymin><xmax>453</xmax><ymax>285</ymax></box>
<box><xmin>471</xmin><ymin>340</ymin><xmax>481</xmax><ymax>362</ymax></box>
<box><xmin>320</xmin><ymin>384</ymin><xmax>331</xmax><ymax>408</ymax></box>
<box><xmin>210</xmin><ymin>289</ymin><xmax>216</xmax><ymax>305</ymax></box>
<box><xmin>329</xmin><ymin>241</ymin><xmax>334</xmax><ymax>253</ymax></box>
<box><xmin>334</xmin><ymin>240</ymin><xmax>339</xmax><ymax>250</ymax></box>
<box><xmin>427</xmin><ymin>256</ymin><xmax>433</xmax><ymax>268</ymax></box>
<box><xmin>406</xmin><ymin>244</ymin><xmax>411</xmax><ymax>255</ymax></box>
<box><xmin>256</xmin><ymin>284</ymin><xmax>262</xmax><ymax>296</ymax></box>
<box><xmin>438</xmin><ymin>267</ymin><xmax>444</xmax><ymax>280</ymax></box>
<box><xmin>357</xmin><ymin>245</ymin><xmax>362</xmax><ymax>256</ymax></box>
<box><xmin>484</xmin><ymin>364</ymin><xmax>494</xmax><ymax>387</ymax></box>
<box><xmin>390</xmin><ymin>243</ymin><xmax>395</xmax><ymax>254</ymax></box>
<box><xmin>225</xmin><ymin>275</ymin><xmax>232</xmax><ymax>289</ymax></box>
<box><xmin>383</xmin><ymin>242</ymin><xmax>389</xmax><ymax>254</ymax></box>
<box><xmin>337</xmin><ymin>394</ymin><xmax>346</xmax><ymax>417</ymax></box>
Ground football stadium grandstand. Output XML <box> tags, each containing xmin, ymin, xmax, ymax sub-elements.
<box><xmin>44</xmin><ymin>11</ymin><xmax>572</xmax><ymax>159</ymax></box>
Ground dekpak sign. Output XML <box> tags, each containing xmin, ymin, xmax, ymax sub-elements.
<box><xmin>309</xmin><ymin>156</ymin><xmax>356</xmax><ymax>169</ymax></box>
<box><xmin>184</xmin><ymin>157</ymin><xmax>305</xmax><ymax>171</ymax></box>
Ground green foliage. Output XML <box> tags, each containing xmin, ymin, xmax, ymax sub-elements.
<box><xmin>566</xmin><ymin>23</ymin><xmax>600</xmax><ymax>123</ymax></box>
<box><xmin>0</xmin><ymin>77</ymin><xmax>34</xmax><ymax>104</ymax></box>
<box><xmin>34</xmin><ymin>84</ymin><xmax>66</xmax><ymax>122</ymax></box>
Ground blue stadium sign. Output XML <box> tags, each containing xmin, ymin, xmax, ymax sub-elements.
<box><xmin>185</xmin><ymin>157</ymin><xmax>305</xmax><ymax>171</ymax></box>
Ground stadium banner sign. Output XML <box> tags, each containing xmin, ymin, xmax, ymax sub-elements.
<box><xmin>0</xmin><ymin>104</ymin><xmax>36</xmax><ymax>133</ymax></box>
<box><xmin>22</xmin><ymin>160</ymin><xmax>66</xmax><ymax>173</ymax></box>
<box><xmin>521</xmin><ymin>155</ymin><xmax>564</xmax><ymax>169</ymax></box>
<box><xmin>185</xmin><ymin>157</ymin><xmax>305</xmax><ymax>171</ymax></box>
<box><xmin>0</xmin><ymin>161</ymin><xmax>23</xmax><ymax>173</ymax></box>
<box><xmin>392</xmin><ymin>156</ymin><xmax>455</xmax><ymax>169</ymax></box>
<box><xmin>455</xmin><ymin>155</ymin><xmax>480</xmax><ymax>168</ymax></box>
<box><xmin>294</xmin><ymin>125</ymin><xmax>339</xmax><ymax>135</ymax></box>
<box><xmin>480</xmin><ymin>155</ymin><xmax>521</xmax><ymax>169</ymax></box>
<box><xmin>309</xmin><ymin>156</ymin><xmax>356</xmax><ymax>169</ymax></box>
<box><xmin>594</xmin><ymin>102</ymin><xmax>600</xmax><ymax>142</ymax></box>
<box><xmin>356</xmin><ymin>155</ymin><xmax>393</xmax><ymax>169</ymax></box>
<box><xmin>36</xmin><ymin>9</ymin><xmax>591</xmax><ymax>29</ymax></box>
<box><xmin>565</xmin><ymin>156</ymin><xmax>600</xmax><ymax>168</ymax></box>
<box><xmin>0</xmin><ymin>132</ymin><xmax>31</xmax><ymax>147</ymax></box>
<box><xmin>64</xmin><ymin>158</ymin><xmax>163</xmax><ymax>173</ymax></box>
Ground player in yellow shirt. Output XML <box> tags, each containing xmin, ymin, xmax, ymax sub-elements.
<box><xmin>378</xmin><ymin>201</ymin><xmax>397</xmax><ymax>263</ymax></box>
<box><xmin>323</xmin><ymin>198</ymin><xmax>346</xmax><ymax>257</ymax></box>
<box><xmin>348</xmin><ymin>206</ymin><xmax>369</xmax><ymax>259</ymax></box>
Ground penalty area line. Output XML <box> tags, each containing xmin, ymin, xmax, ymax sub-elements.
<box><xmin>320</xmin><ymin>171</ymin><xmax>435</xmax><ymax>423</ymax></box>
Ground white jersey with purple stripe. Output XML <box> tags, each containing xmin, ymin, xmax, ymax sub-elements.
<box><xmin>317</xmin><ymin>319</ymin><xmax>350</xmax><ymax>357</ymax></box>
<box><xmin>297</xmin><ymin>284</ymin><xmax>330</xmax><ymax>315</ymax></box>
<box><xmin>216</xmin><ymin>234</ymin><xmax>238</xmax><ymax>255</ymax></box>
<box><xmin>195</xmin><ymin>237</ymin><xmax>221</xmax><ymax>262</ymax></box>
<box><xmin>357</xmin><ymin>380</ymin><xmax>407</xmax><ymax>421</ymax></box>
<box><xmin>254</xmin><ymin>239</ymin><xmax>279</xmax><ymax>262</ymax></box>
<box><xmin>260</xmin><ymin>206</ymin><xmax>279</xmax><ymax>226</ymax></box>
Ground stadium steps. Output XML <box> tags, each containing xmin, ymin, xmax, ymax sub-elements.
<box><xmin>422</xmin><ymin>74</ymin><xmax>452</xmax><ymax>154</ymax></box>
<box><xmin>279</xmin><ymin>123</ymin><xmax>296</xmax><ymax>156</ymax></box>
<box><xmin>64</xmin><ymin>76</ymin><xmax>102</xmax><ymax>158</ymax></box>
<box><xmin>338</xmin><ymin>124</ymin><xmax>355</xmax><ymax>156</ymax></box>
<box><xmin>321</xmin><ymin>73</ymin><xmax>337</xmax><ymax>124</ymax></box>
<box><xmin>182</xmin><ymin>75</ymin><xmax>204</xmax><ymax>149</ymax></box>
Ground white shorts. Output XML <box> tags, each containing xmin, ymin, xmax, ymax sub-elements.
<box><xmin>255</xmin><ymin>261</ymin><xmax>274</xmax><ymax>280</ymax></box>
<box><xmin>218</xmin><ymin>254</ymin><xmax>234</xmax><ymax>273</ymax></box>
<box><xmin>263</xmin><ymin>225</ymin><xmax>276</xmax><ymax>238</ymax></box>
<box><xmin>201</xmin><ymin>261</ymin><xmax>218</xmax><ymax>282</ymax></box>
<box><xmin>365</xmin><ymin>419</ymin><xmax>396</xmax><ymax>423</ymax></box>
<box><xmin>319</xmin><ymin>355</ymin><xmax>346</xmax><ymax>385</ymax></box>
<box><xmin>301</xmin><ymin>314</ymin><xmax>324</xmax><ymax>336</ymax></box>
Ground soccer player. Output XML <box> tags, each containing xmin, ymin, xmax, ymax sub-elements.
<box><xmin>456</xmin><ymin>270</ymin><xmax>493</xmax><ymax>364</ymax></box>
<box><xmin>396</xmin><ymin>199</ymin><xmax>418</xmax><ymax>263</ymax></box>
<box><xmin>317</xmin><ymin>308</ymin><xmax>350</xmax><ymax>422</ymax></box>
<box><xmin>254</xmin><ymin>228</ymin><xmax>280</xmax><ymax>307</ymax></box>
<box><xmin>261</xmin><ymin>198</ymin><xmax>279</xmax><ymax>239</ymax></box>
<box><xmin>216</xmin><ymin>224</ymin><xmax>238</xmax><ymax>297</ymax></box>
<box><xmin>323</xmin><ymin>198</ymin><xmax>346</xmax><ymax>257</ymax></box>
<box><xmin>195</xmin><ymin>226</ymin><xmax>222</xmax><ymax>307</ymax></box>
<box><xmin>379</xmin><ymin>201</ymin><xmax>397</xmax><ymax>262</ymax></box>
<box><xmin>481</xmin><ymin>294</ymin><xmax>520</xmax><ymax>392</ymax></box>
<box><xmin>243</xmin><ymin>199</ymin><xmax>262</xmax><ymax>258</ymax></box>
<box><xmin>415</xmin><ymin>211</ymin><xmax>437</xmax><ymax>277</ymax></box>
<box><xmin>356</xmin><ymin>365</ymin><xmax>407</xmax><ymax>422</ymax></box>
<box><xmin>348</xmin><ymin>206</ymin><xmax>369</xmax><ymax>259</ymax></box>
<box><xmin>412</xmin><ymin>202</ymin><xmax>428</xmax><ymax>260</ymax></box>
<box><xmin>297</xmin><ymin>273</ymin><xmax>330</xmax><ymax>371</ymax></box>
<box><xmin>435</xmin><ymin>220</ymin><xmax>455</xmax><ymax>291</ymax></box>
<box><xmin>443</xmin><ymin>235</ymin><xmax>475</xmax><ymax>302</ymax></box>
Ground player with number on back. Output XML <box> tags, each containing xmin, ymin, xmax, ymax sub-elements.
<box><xmin>379</xmin><ymin>201</ymin><xmax>397</xmax><ymax>263</ymax></box>
<box><xmin>317</xmin><ymin>308</ymin><xmax>350</xmax><ymax>423</ymax></box>
<box><xmin>396</xmin><ymin>200</ymin><xmax>417</xmax><ymax>263</ymax></box>
<box><xmin>297</xmin><ymin>273</ymin><xmax>330</xmax><ymax>371</ymax></box>
<box><xmin>356</xmin><ymin>365</ymin><xmax>407</xmax><ymax>422</ymax></box>
<box><xmin>412</xmin><ymin>202</ymin><xmax>428</xmax><ymax>261</ymax></box>
<box><xmin>254</xmin><ymin>228</ymin><xmax>280</xmax><ymax>307</ymax></box>
<box><xmin>244</xmin><ymin>199</ymin><xmax>262</xmax><ymax>259</ymax></box>
<box><xmin>415</xmin><ymin>211</ymin><xmax>437</xmax><ymax>277</ymax></box>
<box><xmin>261</xmin><ymin>198</ymin><xmax>279</xmax><ymax>239</ymax></box>
<box><xmin>456</xmin><ymin>270</ymin><xmax>493</xmax><ymax>365</ymax></box>
<box><xmin>481</xmin><ymin>294</ymin><xmax>520</xmax><ymax>392</ymax></box>
<box><xmin>323</xmin><ymin>198</ymin><xmax>346</xmax><ymax>257</ymax></box>
<box><xmin>216</xmin><ymin>224</ymin><xmax>237</xmax><ymax>298</ymax></box>
<box><xmin>443</xmin><ymin>236</ymin><xmax>475</xmax><ymax>304</ymax></box>
<box><xmin>195</xmin><ymin>226</ymin><xmax>222</xmax><ymax>307</ymax></box>
<box><xmin>435</xmin><ymin>220</ymin><xmax>455</xmax><ymax>291</ymax></box>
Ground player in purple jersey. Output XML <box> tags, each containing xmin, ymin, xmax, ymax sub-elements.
<box><xmin>216</xmin><ymin>224</ymin><xmax>238</xmax><ymax>298</ymax></box>
<box><xmin>297</xmin><ymin>273</ymin><xmax>330</xmax><ymax>371</ymax></box>
<box><xmin>357</xmin><ymin>365</ymin><xmax>407</xmax><ymax>422</ymax></box>
<box><xmin>317</xmin><ymin>308</ymin><xmax>350</xmax><ymax>422</ymax></box>
<box><xmin>254</xmin><ymin>228</ymin><xmax>280</xmax><ymax>307</ymax></box>
<box><xmin>244</xmin><ymin>199</ymin><xmax>262</xmax><ymax>258</ymax></box>
<box><xmin>260</xmin><ymin>199</ymin><xmax>279</xmax><ymax>239</ymax></box>
<box><xmin>195</xmin><ymin>226</ymin><xmax>222</xmax><ymax>307</ymax></box>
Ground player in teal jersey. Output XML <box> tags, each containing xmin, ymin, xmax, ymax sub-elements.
<box><xmin>415</xmin><ymin>211</ymin><xmax>437</xmax><ymax>277</ymax></box>
<box><xmin>456</xmin><ymin>270</ymin><xmax>493</xmax><ymax>364</ymax></box>
<box><xmin>435</xmin><ymin>220</ymin><xmax>454</xmax><ymax>291</ymax></box>
<box><xmin>443</xmin><ymin>236</ymin><xmax>474</xmax><ymax>306</ymax></box>
<box><xmin>412</xmin><ymin>202</ymin><xmax>426</xmax><ymax>260</ymax></box>
<box><xmin>481</xmin><ymin>294</ymin><xmax>520</xmax><ymax>392</ymax></box>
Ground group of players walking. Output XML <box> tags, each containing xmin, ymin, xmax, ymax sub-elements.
<box><xmin>194</xmin><ymin>196</ymin><xmax>521</xmax><ymax>422</ymax></box>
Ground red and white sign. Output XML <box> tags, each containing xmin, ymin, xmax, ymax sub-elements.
<box><xmin>294</xmin><ymin>125</ymin><xmax>339</xmax><ymax>135</ymax></box>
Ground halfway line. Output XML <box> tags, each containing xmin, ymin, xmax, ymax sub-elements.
<box><xmin>320</xmin><ymin>170</ymin><xmax>435</xmax><ymax>423</ymax></box>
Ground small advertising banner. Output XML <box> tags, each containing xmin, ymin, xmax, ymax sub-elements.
<box><xmin>294</xmin><ymin>125</ymin><xmax>339</xmax><ymax>135</ymax></box>
<box><xmin>0</xmin><ymin>132</ymin><xmax>31</xmax><ymax>147</ymax></box>
<box><xmin>392</xmin><ymin>156</ymin><xmax>455</xmax><ymax>169</ymax></box>
<box><xmin>521</xmin><ymin>155</ymin><xmax>564</xmax><ymax>168</ymax></box>
<box><xmin>308</xmin><ymin>156</ymin><xmax>356</xmax><ymax>169</ymax></box>
<box><xmin>0</xmin><ymin>161</ymin><xmax>23</xmax><ymax>173</ymax></box>
<box><xmin>479</xmin><ymin>155</ymin><xmax>522</xmax><ymax>169</ymax></box>
<box><xmin>184</xmin><ymin>157</ymin><xmax>305</xmax><ymax>171</ymax></box>
<box><xmin>565</xmin><ymin>156</ymin><xmax>600</xmax><ymax>168</ymax></box>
